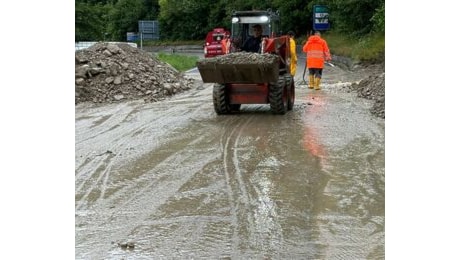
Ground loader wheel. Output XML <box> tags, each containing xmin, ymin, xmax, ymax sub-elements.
<box><xmin>213</xmin><ymin>83</ymin><xmax>231</xmax><ymax>114</ymax></box>
<box><xmin>269</xmin><ymin>76</ymin><xmax>288</xmax><ymax>115</ymax></box>
<box><xmin>285</xmin><ymin>74</ymin><xmax>295</xmax><ymax>111</ymax></box>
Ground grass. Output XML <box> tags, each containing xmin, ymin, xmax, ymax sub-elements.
<box><xmin>351</xmin><ymin>33</ymin><xmax>385</xmax><ymax>63</ymax></box>
<box><xmin>154</xmin><ymin>52</ymin><xmax>200</xmax><ymax>72</ymax></box>
<box><xmin>321</xmin><ymin>31</ymin><xmax>385</xmax><ymax>63</ymax></box>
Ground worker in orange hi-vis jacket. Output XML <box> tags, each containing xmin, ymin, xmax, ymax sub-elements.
<box><xmin>302</xmin><ymin>31</ymin><xmax>332</xmax><ymax>90</ymax></box>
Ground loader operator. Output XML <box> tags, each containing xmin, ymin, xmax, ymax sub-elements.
<box><xmin>242</xmin><ymin>24</ymin><xmax>263</xmax><ymax>53</ymax></box>
<box><xmin>302</xmin><ymin>31</ymin><xmax>332</xmax><ymax>90</ymax></box>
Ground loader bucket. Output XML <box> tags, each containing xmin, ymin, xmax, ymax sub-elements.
<box><xmin>197</xmin><ymin>53</ymin><xmax>279</xmax><ymax>84</ymax></box>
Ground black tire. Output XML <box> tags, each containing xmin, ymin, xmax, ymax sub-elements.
<box><xmin>269</xmin><ymin>76</ymin><xmax>288</xmax><ymax>115</ymax></box>
<box><xmin>285</xmin><ymin>74</ymin><xmax>295</xmax><ymax>111</ymax></box>
<box><xmin>212</xmin><ymin>84</ymin><xmax>231</xmax><ymax>114</ymax></box>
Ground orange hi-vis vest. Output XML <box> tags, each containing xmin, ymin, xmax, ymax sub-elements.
<box><xmin>302</xmin><ymin>35</ymin><xmax>331</xmax><ymax>69</ymax></box>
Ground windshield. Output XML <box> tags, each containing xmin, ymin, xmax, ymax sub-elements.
<box><xmin>229</xmin><ymin>12</ymin><xmax>281</xmax><ymax>51</ymax></box>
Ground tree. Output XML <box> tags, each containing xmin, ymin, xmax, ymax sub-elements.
<box><xmin>76</xmin><ymin>0</ymin><xmax>385</xmax><ymax>42</ymax></box>
<box><xmin>272</xmin><ymin>0</ymin><xmax>312</xmax><ymax>36</ymax></box>
<box><xmin>76</xmin><ymin>1</ymin><xmax>112</xmax><ymax>41</ymax></box>
<box><xmin>158</xmin><ymin>0</ymin><xmax>213</xmax><ymax>40</ymax></box>
<box><xmin>141</xmin><ymin>0</ymin><xmax>160</xmax><ymax>20</ymax></box>
<box><xmin>370</xmin><ymin>2</ymin><xmax>384</xmax><ymax>33</ymax></box>
<box><xmin>108</xmin><ymin>0</ymin><xmax>144</xmax><ymax>41</ymax></box>
<box><xmin>329</xmin><ymin>0</ymin><xmax>384</xmax><ymax>36</ymax></box>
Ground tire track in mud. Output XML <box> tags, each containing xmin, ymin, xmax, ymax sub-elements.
<box><xmin>217</xmin><ymin>113</ymin><xmax>293</xmax><ymax>256</ymax></box>
<box><xmin>75</xmin><ymin>152</ymin><xmax>115</xmax><ymax>210</ymax></box>
<box><xmin>76</xmin><ymin>87</ymin><xmax>232</xmax><ymax>257</ymax></box>
<box><xmin>76</xmin><ymin>85</ymin><xmax>211</xmax><ymax>164</ymax></box>
<box><xmin>220</xmin><ymin>115</ymin><xmax>266</xmax><ymax>254</ymax></box>
<box><xmin>103</xmin><ymin>134</ymin><xmax>212</xmax><ymax>212</ymax></box>
<box><xmin>75</xmin><ymin>103</ymin><xmax>134</xmax><ymax>145</ymax></box>
<box><xmin>76</xmin><ymin>133</ymin><xmax>222</xmax><ymax>258</ymax></box>
<box><xmin>76</xmin><ymin>84</ymin><xmax>217</xmax><ymax>206</ymax></box>
<box><xmin>76</xmin><ymin>107</ymin><xmax>174</xmax><ymax>204</ymax></box>
<box><xmin>76</xmin><ymin>97</ymin><xmax>213</xmax><ymax>209</ymax></box>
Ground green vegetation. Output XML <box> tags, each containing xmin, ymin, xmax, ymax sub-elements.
<box><xmin>155</xmin><ymin>52</ymin><xmax>199</xmax><ymax>72</ymax></box>
<box><xmin>320</xmin><ymin>31</ymin><xmax>385</xmax><ymax>63</ymax></box>
<box><xmin>76</xmin><ymin>0</ymin><xmax>384</xmax><ymax>63</ymax></box>
<box><xmin>76</xmin><ymin>0</ymin><xmax>384</xmax><ymax>40</ymax></box>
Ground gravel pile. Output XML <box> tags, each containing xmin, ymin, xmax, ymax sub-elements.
<box><xmin>349</xmin><ymin>65</ymin><xmax>385</xmax><ymax>119</ymax></box>
<box><xmin>197</xmin><ymin>52</ymin><xmax>278</xmax><ymax>66</ymax></box>
<box><xmin>196</xmin><ymin>52</ymin><xmax>280</xmax><ymax>84</ymax></box>
<box><xmin>75</xmin><ymin>42</ymin><xmax>195</xmax><ymax>105</ymax></box>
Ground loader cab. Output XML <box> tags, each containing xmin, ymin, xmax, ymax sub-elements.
<box><xmin>230</xmin><ymin>10</ymin><xmax>281</xmax><ymax>52</ymax></box>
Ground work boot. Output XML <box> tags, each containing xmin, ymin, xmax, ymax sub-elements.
<box><xmin>308</xmin><ymin>75</ymin><xmax>314</xmax><ymax>89</ymax></box>
<box><xmin>314</xmin><ymin>77</ymin><xmax>321</xmax><ymax>90</ymax></box>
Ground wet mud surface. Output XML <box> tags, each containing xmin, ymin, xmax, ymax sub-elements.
<box><xmin>75</xmin><ymin>52</ymin><xmax>385</xmax><ymax>259</ymax></box>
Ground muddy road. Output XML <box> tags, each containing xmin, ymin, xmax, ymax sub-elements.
<box><xmin>75</xmin><ymin>54</ymin><xmax>385</xmax><ymax>259</ymax></box>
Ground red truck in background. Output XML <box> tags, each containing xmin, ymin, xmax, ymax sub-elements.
<box><xmin>203</xmin><ymin>28</ymin><xmax>230</xmax><ymax>58</ymax></box>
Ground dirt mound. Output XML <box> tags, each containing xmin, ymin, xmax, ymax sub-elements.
<box><xmin>75</xmin><ymin>42</ymin><xmax>195</xmax><ymax>104</ymax></box>
<box><xmin>349</xmin><ymin>63</ymin><xmax>385</xmax><ymax>119</ymax></box>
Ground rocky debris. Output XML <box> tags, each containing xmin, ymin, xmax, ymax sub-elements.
<box><xmin>349</xmin><ymin>64</ymin><xmax>385</xmax><ymax>119</ymax></box>
<box><xmin>112</xmin><ymin>241</ymin><xmax>135</xmax><ymax>250</ymax></box>
<box><xmin>75</xmin><ymin>42</ymin><xmax>195</xmax><ymax>105</ymax></box>
<box><xmin>197</xmin><ymin>52</ymin><xmax>278</xmax><ymax>66</ymax></box>
<box><xmin>117</xmin><ymin>242</ymin><xmax>135</xmax><ymax>250</ymax></box>
<box><xmin>196</xmin><ymin>52</ymin><xmax>279</xmax><ymax>83</ymax></box>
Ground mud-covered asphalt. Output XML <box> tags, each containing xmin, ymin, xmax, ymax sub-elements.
<box><xmin>75</xmin><ymin>54</ymin><xmax>385</xmax><ymax>259</ymax></box>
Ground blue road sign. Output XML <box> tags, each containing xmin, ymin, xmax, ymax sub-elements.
<box><xmin>138</xmin><ymin>20</ymin><xmax>160</xmax><ymax>40</ymax></box>
<box><xmin>313</xmin><ymin>5</ymin><xmax>330</xmax><ymax>31</ymax></box>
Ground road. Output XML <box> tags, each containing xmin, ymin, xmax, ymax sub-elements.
<box><xmin>75</xmin><ymin>54</ymin><xmax>385</xmax><ymax>259</ymax></box>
